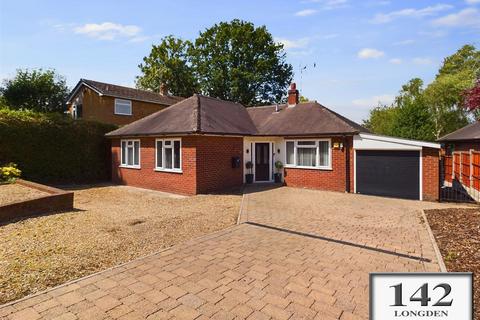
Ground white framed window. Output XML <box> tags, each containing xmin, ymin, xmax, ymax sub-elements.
<box><xmin>285</xmin><ymin>139</ymin><xmax>331</xmax><ymax>169</ymax></box>
<box><xmin>155</xmin><ymin>138</ymin><xmax>182</xmax><ymax>172</ymax></box>
<box><xmin>120</xmin><ymin>139</ymin><xmax>140</xmax><ymax>168</ymax></box>
<box><xmin>114</xmin><ymin>99</ymin><xmax>132</xmax><ymax>115</ymax></box>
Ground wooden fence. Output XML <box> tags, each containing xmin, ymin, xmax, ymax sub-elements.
<box><xmin>442</xmin><ymin>150</ymin><xmax>480</xmax><ymax>202</ymax></box>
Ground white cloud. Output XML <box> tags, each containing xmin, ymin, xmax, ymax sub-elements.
<box><xmin>295</xmin><ymin>9</ymin><xmax>318</xmax><ymax>16</ymax></box>
<box><xmin>321</xmin><ymin>33</ymin><xmax>339</xmax><ymax>39</ymax></box>
<box><xmin>413</xmin><ymin>57</ymin><xmax>433</xmax><ymax>65</ymax></box>
<box><xmin>300</xmin><ymin>0</ymin><xmax>348</xmax><ymax>10</ymax></box>
<box><xmin>432</xmin><ymin>8</ymin><xmax>480</xmax><ymax>28</ymax></box>
<box><xmin>418</xmin><ymin>30</ymin><xmax>448</xmax><ymax>37</ymax></box>
<box><xmin>466</xmin><ymin>0</ymin><xmax>480</xmax><ymax>4</ymax></box>
<box><xmin>357</xmin><ymin>48</ymin><xmax>385</xmax><ymax>59</ymax></box>
<box><xmin>371</xmin><ymin>4</ymin><xmax>453</xmax><ymax>23</ymax></box>
<box><xmin>392</xmin><ymin>39</ymin><xmax>415</xmax><ymax>46</ymax></box>
<box><xmin>276</xmin><ymin>37</ymin><xmax>310</xmax><ymax>49</ymax></box>
<box><xmin>352</xmin><ymin>94</ymin><xmax>395</xmax><ymax>108</ymax></box>
<box><xmin>389</xmin><ymin>58</ymin><xmax>402</xmax><ymax>64</ymax></box>
<box><xmin>74</xmin><ymin>22</ymin><xmax>141</xmax><ymax>40</ymax></box>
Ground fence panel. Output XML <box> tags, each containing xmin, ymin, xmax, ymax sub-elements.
<box><xmin>461</xmin><ymin>152</ymin><xmax>470</xmax><ymax>184</ymax></box>
<box><xmin>441</xmin><ymin>150</ymin><xmax>480</xmax><ymax>203</ymax></box>
<box><xmin>472</xmin><ymin>151</ymin><xmax>480</xmax><ymax>192</ymax></box>
<box><xmin>453</xmin><ymin>152</ymin><xmax>461</xmax><ymax>180</ymax></box>
<box><xmin>444</xmin><ymin>155</ymin><xmax>452</xmax><ymax>183</ymax></box>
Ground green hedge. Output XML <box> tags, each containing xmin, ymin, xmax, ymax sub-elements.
<box><xmin>0</xmin><ymin>108</ymin><xmax>117</xmax><ymax>184</ymax></box>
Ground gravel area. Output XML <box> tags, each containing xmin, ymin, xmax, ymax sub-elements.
<box><xmin>0</xmin><ymin>183</ymin><xmax>48</xmax><ymax>206</ymax></box>
<box><xmin>0</xmin><ymin>185</ymin><xmax>241</xmax><ymax>304</ymax></box>
<box><xmin>425</xmin><ymin>208</ymin><xmax>480</xmax><ymax>320</ymax></box>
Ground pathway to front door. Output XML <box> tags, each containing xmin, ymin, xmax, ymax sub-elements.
<box><xmin>1</xmin><ymin>187</ymin><xmax>456</xmax><ymax>320</ymax></box>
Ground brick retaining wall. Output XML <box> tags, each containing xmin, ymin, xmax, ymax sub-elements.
<box><xmin>0</xmin><ymin>180</ymin><xmax>74</xmax><ymax>223</ymax></box>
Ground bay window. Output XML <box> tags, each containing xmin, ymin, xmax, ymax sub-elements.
<box><xmin>285</xmin><ymin>139</ymin><xmax>331</xmax><ymax>169</ymax></box>
<box><xmin>155</xmin><ymin>139</ymin><xmax>181</xmax><ymax>172</ymax></box>
<box><xmin>120</xmin><ymin>140</ymin><xmax>140</xmax><ymax>168</ymax></box>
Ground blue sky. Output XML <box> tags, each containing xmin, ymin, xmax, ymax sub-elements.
<box><xmin>1</xmin><ymin>0</ymin><xmax>479</xmax><ymax>122</ymax></box>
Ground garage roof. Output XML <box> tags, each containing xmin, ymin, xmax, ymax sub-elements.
<box><xmin>354</xmin><ymin>133</ymin><xmax>440</xmax><ymax>150</ymax></box>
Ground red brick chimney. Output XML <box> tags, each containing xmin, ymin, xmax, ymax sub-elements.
<box><xmin>287</xmin><ymin>83</ymin><xmax>299</xmax><ymax>107</ymax></box>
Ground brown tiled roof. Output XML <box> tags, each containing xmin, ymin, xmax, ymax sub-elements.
<box><xmin>106</xmin><ymin>97</ymin><xmax>368</xmax><ymax>137</ymax></box>
<box><xmin>247</xmin><ymin>102</ymin><xmax>368</xmax><ymax>136</ymax></box>
<box><xmin>438</xmin><ymin>121</ymin><xmax>480</xmax><ymax>141</ymax></box>
<box><xmin>67</xmin><ymin>79</ymin><xmax>184</xmax><ymax>105</ymax></box>
<box><xmin>106</xmin><ymin>95</ymin><xmax>258</xmax><ymax>137</ymax></box>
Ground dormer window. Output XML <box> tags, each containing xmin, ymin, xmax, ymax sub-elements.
<box><xmin>114</xmin><ymin>99</ymin><xmax>132</xmax><ymax>115</ymax></box>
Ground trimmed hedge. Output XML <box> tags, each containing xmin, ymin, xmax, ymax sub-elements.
<box><xmin>0</xmin><ymin>108</ymin><xmax>117</xmax><ymax>184</ymax></box>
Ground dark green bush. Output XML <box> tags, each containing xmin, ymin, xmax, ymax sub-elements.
<box><xmin>0</xmin><ymin>108</ymin><xmax>117</xmax><ymax>184</ymax></box>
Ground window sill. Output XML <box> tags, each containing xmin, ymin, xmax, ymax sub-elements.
<box><xmin>119</xmin><ymin>165</ymin><xmax>141</xmax><ymax>170</ymax></box>
<box><xmin>154</xmin><ymin>168</ymin><xmax>183</xmax><ymax>174</ymax></box>
<box><xmin>114</xmin><ymin>113</ymin><xmax>132</xmax><ymax>116</ymax></box>
<box><xmin>284</xmin><ymin>165</ymin><xmax>333</xmax><ymax>171</ymax></box>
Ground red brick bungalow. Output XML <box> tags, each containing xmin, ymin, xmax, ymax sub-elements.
<box><xmin>106</xmin><ymin>85</ymin><xmax>441</xmax><ymax>200</ymax></box>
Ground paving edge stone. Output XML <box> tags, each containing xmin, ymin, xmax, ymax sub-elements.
<box><xmin>421</xmin><ymin>209</ymin><xmax>447</xmax><ymax>272</ymax></box>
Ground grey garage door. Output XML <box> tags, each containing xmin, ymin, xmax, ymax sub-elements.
<box><xmin>356</xmin><ymin>150</ymin><xmax>420</xmax><ymax>200</ymax></box>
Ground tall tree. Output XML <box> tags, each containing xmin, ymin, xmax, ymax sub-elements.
<box><xmin>362</xmin><ymin>104</ymin><xmax>397</xmax><ymax>136</ymax></box>
<box><xmin>425</xmin><ymin>45</ymin><xmax>479</xmax><ymax>138</ymax></box>
<box><xmin>363</xmin><ymin>44</ymin><xmax>480</xmax><ymax>140</ymax></box>
<box><xmin>0</xmin><ymin>69</ymin><xmax>69</xmax><ymax>113</ymax></box>
<box><xmin>190</xmin><ymin>19</ymin><xmax>293</xmax><ymax>106</ymax></box>
<box><xmin>136</xmin><ymin>36</ymin><xmax>198</xmax><ymax>97</ymax></box>
<box><xmin>391</xmin><ymin>78</ymin><xmax>435</xmax><ymax>141</ymax></box>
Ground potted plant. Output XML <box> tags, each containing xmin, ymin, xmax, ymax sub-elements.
<box><xmin>245</xmin><ymin>161</ymin><xmax>254</xmax><ymax>184</ymax></box>
<box><xmin>274</xmin><ymin>160</ymin><xmax>283</xmax><ymax>183</ymax></box>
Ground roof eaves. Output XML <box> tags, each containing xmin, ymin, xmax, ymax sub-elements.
<box><xmin>66</xmin><ymin>79</ymin><xmax>103</xmax><ymax>104</ymax></box>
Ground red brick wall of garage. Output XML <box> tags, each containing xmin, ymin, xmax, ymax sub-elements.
<box><xmin>283</xmin><ymin>137</ymin><xmax>352</xmax><ymax>192</ymax></box>
<box><xmin>111</xmin><ymin>137</ymin><xmax>197</xmax><ymax>195</ymax></box>
<box><xmin>195</xmin><ymin>136</ymin><xmax>244</xmax><ymax>193</ymax></box>
<box><xmin>422</xmin><ymin>147</ymin><xmax>439</xmax><ymax>201</ymax></box>
<box><xmin>111</xmin><ymin>135</ymin><xmax>243</xmax><ymax>195</ymax></box>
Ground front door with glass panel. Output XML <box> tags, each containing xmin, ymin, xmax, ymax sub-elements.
<box><xmin>255</xmin><ymin>143</ymin><xmax>270</xmax><ymax>181</ymax></box>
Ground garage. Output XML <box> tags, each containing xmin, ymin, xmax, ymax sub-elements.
<box><xmin>356</xmin><ymin>150</ymin><xmax>420</xmax><ymax>200</ymax></box>
<box><xmin>353</xmin><ymin>133</ymin><xmax>440</xmax><ymax>201</ymax></box>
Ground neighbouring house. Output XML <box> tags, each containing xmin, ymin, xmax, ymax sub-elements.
<box><xmin>438</xmin><ymin>121</ymin><xmax>480</xmax><ymax>154</ymax></box>
<box><xmin>106</xmin><ymin>83</ymin><xmax>441</xmax><ymax>200</ymax></box>
<box><xmin>66</xmin><ymin>79</ymin><xmax>184</xmax><ymax>126</ymax></box>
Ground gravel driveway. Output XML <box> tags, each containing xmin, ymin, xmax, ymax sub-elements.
<box><xmin>0</xmin><ymin>185</ymin><xmax>241</xmax><ymax>304</ymax></box>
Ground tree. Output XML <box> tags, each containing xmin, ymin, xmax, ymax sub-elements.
<box><xmin>391</xmin><ymin>79</ymin><xmax>435</xmax><ymax>141</ymax></box>
<box><xmin>0</xmin><ymin>69</ymin><xmax>69</xmax><ymax>113</ymax></box>
<box><xmin>136</xmin><ymin>36</ymin><xmax>198</xmax><ymax>97</ymax></box>
<box><xmin>299</xmin><ymin>96</ymin><xmax>310</xmax><ymax>103</ymax></box>
<box><xmin>191</xmin><ymin>19</ymin><xmax>293</xmax><ymax>106</ymax></box>
<box><xmin>364</xmin><ymin>44</ymin><xmax>480</xmax><ymax>140</ymax></box>
<box><xmin>425</xmin><ymin>45</ymin><xmax>479</xmax><ymax>138</ymax></box>
<box><xmin>464</xmin><ymin>80</ymin><xmax>480</xmax><ymax>118</ymax></box>
<box><xmin>362</xmin><ymin>104</ymin><xmax>397</xmax><ymax>136</ymax></box>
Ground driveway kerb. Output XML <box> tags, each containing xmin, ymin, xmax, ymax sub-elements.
<box><xmin>420</xmin><ymin>209</ymin><xmax>447</xmax><ymax>272</ymax></box>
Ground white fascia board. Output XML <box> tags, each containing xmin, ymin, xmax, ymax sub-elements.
<box><xmin>354</xmin><ymin>133</ymin><xmax>440</xmax><ymax>150</ymax></box>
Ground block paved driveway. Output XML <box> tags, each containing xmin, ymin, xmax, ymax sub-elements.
<box><xmin>1</xmin><ymin>186</ymin><xmax>454</xmax><ymax>320</ymax></box>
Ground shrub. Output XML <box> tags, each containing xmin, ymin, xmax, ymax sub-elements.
<box><xmin>0</xmin><ymin>162</ymin><xmax>21</xmax><ymax>184</ymax></box>
<box><xmin>0</xmin><ymin>108</ymin><xmax>117</xmax><ymax>184</ymax></box>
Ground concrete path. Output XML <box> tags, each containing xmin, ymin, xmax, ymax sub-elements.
<box><xmin>0</xmin><ymin>186</ymin><xmax>453</xmax><ymax>320</ymax></box>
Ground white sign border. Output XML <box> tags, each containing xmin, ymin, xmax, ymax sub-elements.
<box><xmin>369</xmin><ymin>272</ymin><xmax>474</xmax><ymax>320</ymax></box>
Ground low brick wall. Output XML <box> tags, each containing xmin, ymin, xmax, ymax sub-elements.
<box><xmin>0</xmin><ymin>179</ymin><xmax>74</xmax><ymax>223</ymax></box>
